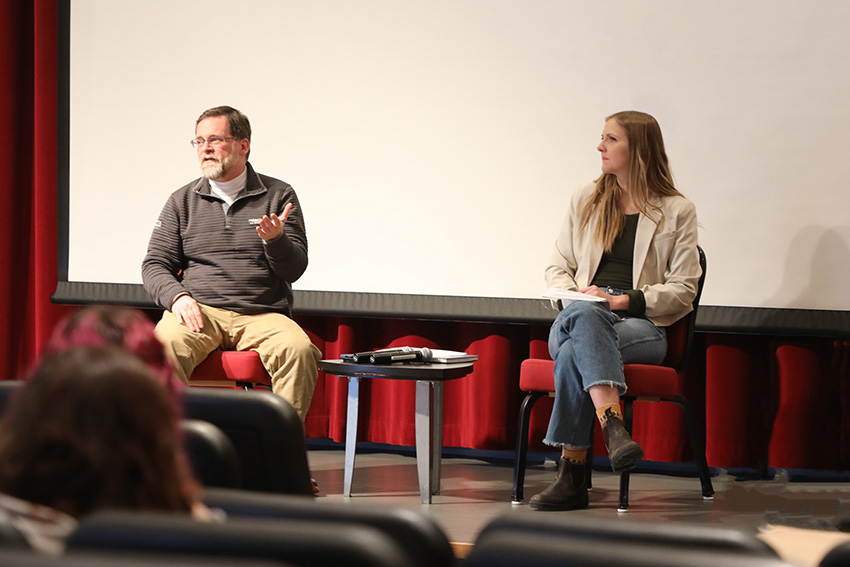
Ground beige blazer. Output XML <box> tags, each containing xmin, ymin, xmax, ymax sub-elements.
<box><xmin>545</xmin><ymin>182</ymin><xmax>701</xmax><ymax>327</ymax></box>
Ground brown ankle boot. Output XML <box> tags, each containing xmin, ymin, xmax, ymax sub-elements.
<box><xmin>529</xmin><ymin>457</ymin><xmax>589</xmax><ymax>511</ymax></box>
<box><xmin>602</xmin><ymin>409</ymin><xmax>643</xmax><ymax>472</ymax></box>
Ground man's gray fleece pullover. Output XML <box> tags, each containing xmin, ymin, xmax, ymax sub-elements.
<box><xmin>142</xmin><ymin>163</ymin><xmax>308</xmax><ymax>317</ymax></box>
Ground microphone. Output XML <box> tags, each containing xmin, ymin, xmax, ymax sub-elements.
<box><xmin>370</xmin><ymin>347</ymin><xmax>433</xmax><ymax>364</ymax></box>
<box><xmin>350</xmin><ymin>347</ymin><xmax>412</xmax><ymax>363</ymax></box>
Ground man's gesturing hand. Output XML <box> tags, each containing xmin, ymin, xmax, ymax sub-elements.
<box><xmin>256</xmin><ymin>202</ymin><xmax>292</xmax><ymax>241</ymax></box>
<box><xmin>172</xmin><ymin>295</ymin><xmax>204</xmax><ymax>332</ymax></box>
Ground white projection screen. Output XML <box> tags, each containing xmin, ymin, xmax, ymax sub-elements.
<box><xmin>56</xmin><ymin>1</ymin><xmax>850</xmax><ymax>333</ymax></box>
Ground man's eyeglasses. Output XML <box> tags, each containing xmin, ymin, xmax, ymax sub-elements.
<box><xmin>190</xmin><ymin>136</ymin><xmax>238</xmax><ymax>148</ymax></box>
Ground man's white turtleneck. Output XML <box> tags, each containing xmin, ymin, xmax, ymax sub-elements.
<box><xmin>209</xmin><ymin>167</ymin><xmax>248</xmax><ymax>207</ymax></box>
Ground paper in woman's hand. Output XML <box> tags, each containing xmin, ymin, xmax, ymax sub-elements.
<box><xmin>543</xmin><ymin>287</ymin><xmax>610</xmax><ymax>310</ymax></box>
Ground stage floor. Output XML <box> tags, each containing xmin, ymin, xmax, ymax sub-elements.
<box><xmin>307</xmin><ymin>447</ymin><xmax>850</xmax><ymax>566</ymax></box>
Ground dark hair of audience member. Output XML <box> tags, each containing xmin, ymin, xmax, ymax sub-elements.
<box><xmin>0</xmin><ymin>346</ymin><xmax>198</xmax><ymax>518</ymax></box>
<box><xmin>43</xmin><ymin>305</ymin><xmax>179</xmax><ymax>390</ymax></box>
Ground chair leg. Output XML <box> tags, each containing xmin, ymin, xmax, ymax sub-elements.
<box><xmin>617</xmin><ymin>398</ymin><xmax>635</xmax><ymax>511</ymax></box>
<box><xmin>586</xmin><ymin>424</ymin><xmax>594</xmax><ymax>490</ymax></box>
<box><xmin>618</xmin><ymin>470</ymin><xmax>631</xmax><ymax>511</ymax></box>
<box><xmin>512</xmin><ymin>392</ymin><xmax>545</xmax><ymax>503</ymax></box>
<box><xmin>235</xmin><ymin>381</ymin><xmax>272</xmax><ymax>391</ymax></box>
<box><xmin>673</xmin><ymin>394</ymin><xmax>715</xmax><ymax>499</ymax></box>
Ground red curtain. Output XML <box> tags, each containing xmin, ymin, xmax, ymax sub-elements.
<box><xmin>0</xmin><ymin>0</ymin><xmax>74</xmax><ymax>382</ymax></box>
<box><xmin>297</xmin><ymin>315</ymin><xmax>531</xmax><ymax>450</ymax></box>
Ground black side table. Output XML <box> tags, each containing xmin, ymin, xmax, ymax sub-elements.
<box><xmin>317</xmin><ymin>359</ymin><xmax>475</xmax><ymax>504</ymax></box>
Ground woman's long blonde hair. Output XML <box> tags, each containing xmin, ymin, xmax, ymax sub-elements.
<box><xmin>579</xmin><ymin>111</ymin><xmax>682</xmax><ymax>251</ymax></box>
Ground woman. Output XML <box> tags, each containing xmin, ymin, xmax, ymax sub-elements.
<box><xmin>530</xmin><ymin>111</ymin><xmax>700</xmax><ymax>511</ymax></box>
<box><xmin>0</xmin><ymin>346</ymin><xmax>207</xmax><ymax>554</ymax></box>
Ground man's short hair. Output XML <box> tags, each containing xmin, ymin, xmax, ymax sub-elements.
<box><xmin>196</xmin><ymin>106</ymin><xmax>252</xmax><ymax>142</ymax></box>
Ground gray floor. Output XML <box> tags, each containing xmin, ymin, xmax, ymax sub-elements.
<box><xmin>307</xmin><ymin>447</ymin><xmax>850</xmax><ymax>565</ymax></box>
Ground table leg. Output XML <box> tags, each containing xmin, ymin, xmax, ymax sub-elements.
<box><xmin>415</xmin><ymin>380</ymin><xmax>444</xmax><ymax>504</ymax></box>
<box><xmin>344</xmin><ymin>376</ymin><xmax>360</xmax><ymax>497</ymax></box>
<box><xmin>431</xmin><ymin>381</ymin><xmax>444</xmax><ymax>492</ymax></box>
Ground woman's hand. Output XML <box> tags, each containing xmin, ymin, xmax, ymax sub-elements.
<box><xmin>580</xmin><ymin>285</ymin><xmax>629</xmax><ymax>311</ymax></box>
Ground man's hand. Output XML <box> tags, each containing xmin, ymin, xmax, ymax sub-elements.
<box><xmin>172</xmin><ymin>295</ymin><xmax>204</xmax><ymax>332</ymax></box>
<box><xmin>256</xmin><ymin>202</ymin><xmax>293</xmax><ymax>241</ymax></box>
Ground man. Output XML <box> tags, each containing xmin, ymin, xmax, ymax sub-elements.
<box><xmin>142</xmin><ymin>106</ymin><xmax>321</xmax><ymax>421</ymax></box>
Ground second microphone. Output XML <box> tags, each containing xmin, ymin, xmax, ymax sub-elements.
<box><xmin>370</xmin><ymin>347</ymin><xmax>433</xmax><ymax>364</ymax></box>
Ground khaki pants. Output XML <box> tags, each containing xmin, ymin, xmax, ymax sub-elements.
<box><xmin>155</xmin><ymin>304</ymin><xmax>322</xmax><ymax>422</ymax></box>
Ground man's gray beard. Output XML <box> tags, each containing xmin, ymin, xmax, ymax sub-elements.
<box><xmin>201</xmin><ymin>160</ymin><xmax>225</xmax><ymax>180</ymax></box>
<box><xmin>200</xmin><ymin>154</ymin><xmax>237</xmax><ymax>180</ymax></box>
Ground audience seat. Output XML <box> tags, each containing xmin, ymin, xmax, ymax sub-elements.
<box><xmin>67</xmin><ymin>509</ymin><xmax>412</xmax><ymax>567</ymax></box>
<box><xmin>180</xmin><ymin>419</ymin><xmax>242</xmax><ymax>489</ymax></box>
<box><xmin>820</xmin><ymin>540</ymin><xmax>850</xmax><ymax>567</ymax></box>
<box><xmin>474</xmin><ymin>514</ymin><xmax>778</xmax><ymax>557</ymax></box>
<box><xmin>189</xmin><ymin>350</ymin><xmax>272</xmax><ymax>390</ymax></box>
<box><xmin>202</xmin><ymin>487</ymin><xmax>455</xmax><ymax>567</ymax></box>
<box><xmin>464</xmin><ymin>532</ymin><xmax>792</xmax><ymax>567</ymax></box>
<box><xmin>513</xmin><ymin>246</ymin><xmax>713</xmax><ymax>510</ymax></box>
<box><xmin>467</xmin><ymin>512</ymin><xmax>786</xmax><ymax>567</ymax></box>
<box><xmin>0</xmin><ymin>549</ymin><xmax>290</xmax><ymax>567</ymax></box>
<box><xmin>182</xmin><ymin>388</ymin><xmax>313</xmax><ymax>495</ymax></box>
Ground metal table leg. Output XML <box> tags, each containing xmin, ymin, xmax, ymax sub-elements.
<box><xmin>416</xmin><ymin>380</ymin><xmax>444</xmax><ymax>504</ymax></box>
<box><xmin>415</xmin><ymin>380</ymin><xmax>432</xmax><ymax>503</ymax></box>
<box><xmin>431</xmin><ymin>381</ymin><xmax>444</xmax><ymax>492</ymax></box>
<box><xmin>344</xmin><ymin>376</ymin><xmax>359</xmax><ymax>497</ymax></box>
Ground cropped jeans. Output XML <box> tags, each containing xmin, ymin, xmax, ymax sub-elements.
<box><xmin>543</xmin><ymin>300</ymin><xmax>667</xmax><ymax>448</ymax></box>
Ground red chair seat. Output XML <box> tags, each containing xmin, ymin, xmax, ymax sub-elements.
<box><xmin>519</xmin><ymin>359</ymin><xmax>681</xmax><ymax>400</ymax></box>
<box><xmin>190</xmin><ymin>350</ymin><xmax>272</xmax><ymax>388</ymax></box>
<box><xmin>518</xmin><ymin>359</ymin><xmax>557</xmax><ymax>391</ymax></box>
<box><xmin>622</xmin><ymin>364</ymin><xmax>680</xmax><ymax>399</ymax></box>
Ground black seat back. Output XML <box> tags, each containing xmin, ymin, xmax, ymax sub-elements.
<box><xmin>181</xmin><ymin>388</ymin><xmax>312</xmax><ymax>495</ymax></box>
<box><xmin>204</xmin><ymin>487</ymin><xmax>455</xmax><ymax>567</ymax></box>
<box><xmin>68</xmin><ymin>510</ymin><xmax>411</xmax><ymax>567</ymax></box>
<box><xmin>0</xmin><ymin>549</ymin><xmax>289</xmax><ymax>567</ymax></box>
<box><xmin>821</xmin><ymin>540</ymin><xmax>850</xmax><ymax>567</ymax></box>
<box><xmin>475</xmin><ymin>514</ymin><xmax>777</xmax><ymax>558</ymax></box>
<box><xmin>179</xmin><ymin>419</ymin><xmax>242</xmax><ymax>489</ymax></box>
<box><xmin>465</xmin><ymin>533</ymin><xmax>790</xmax><ymax>567</ymax></box>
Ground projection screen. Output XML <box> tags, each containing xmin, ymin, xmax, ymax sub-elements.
<box><xmin>55</xmin><ymin>0</ymin><xmax>850</xmax><ymax>334</ymax></box>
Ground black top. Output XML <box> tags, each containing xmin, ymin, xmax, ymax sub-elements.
<box><xmin>591</xmin><ymin>214</ymin><xmax>646</xmax><ymax>317</ymax></box>
<box><xmin>592</xmin><ymin>214</ymin><xmax>639</xmax><ymax>290</ymax></box>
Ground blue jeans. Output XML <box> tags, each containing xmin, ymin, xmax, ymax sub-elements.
<box><xmin>543</xmin><ymin>301</ymin><xmax>667</xmax><ymax>448</ymax></box>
